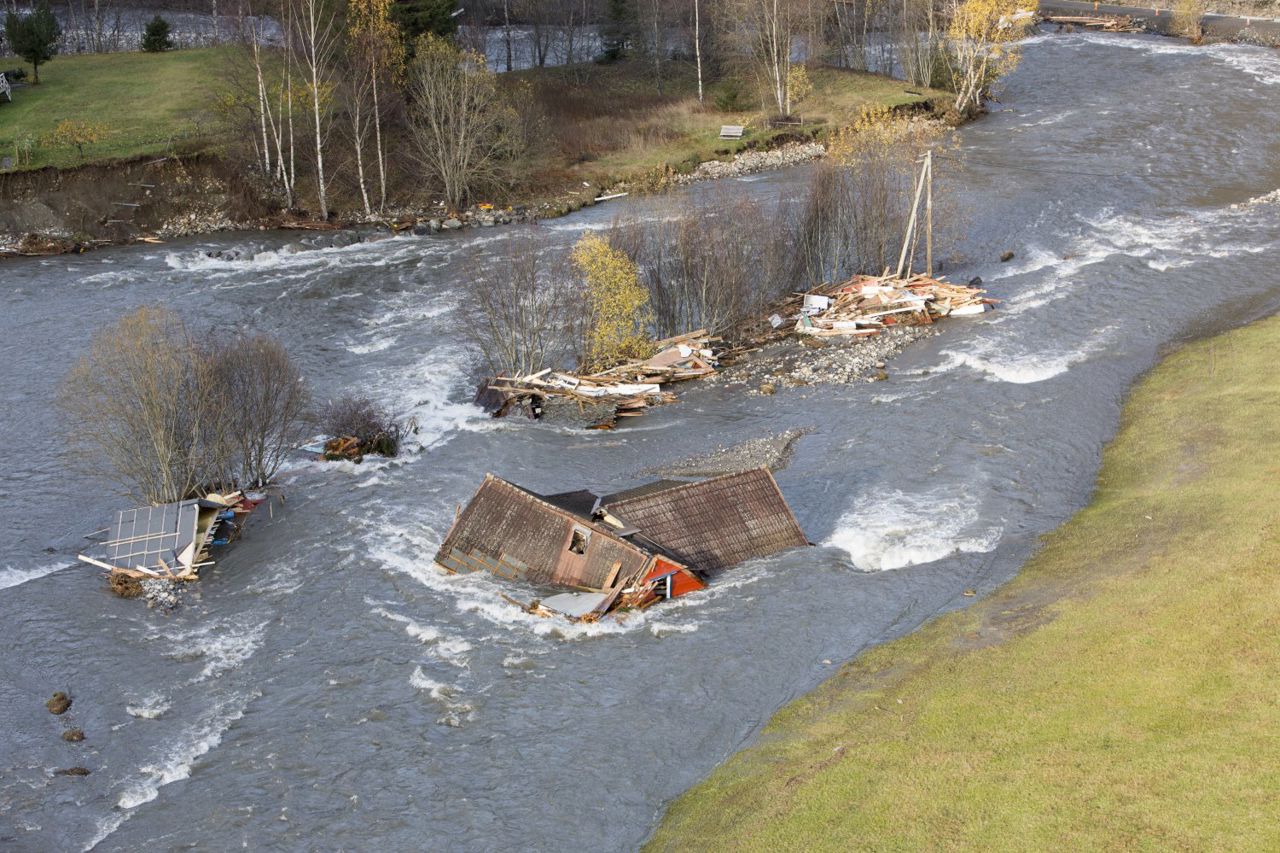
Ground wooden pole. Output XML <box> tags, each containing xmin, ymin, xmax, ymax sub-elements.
<box><xmin>896</xmin><ymin>156</ymin><xmax>929</xmax><ymax>279</ymax></box>
<box><xmin>925</xmin><ymin>149</ymin><xmax>934</xmax><ymax>277</ymax></box>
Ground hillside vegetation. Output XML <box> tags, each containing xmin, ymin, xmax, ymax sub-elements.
<box><xmin>0</xmin><ymin>48</ymin><xmax>944</xmax><ymax>202</ymax></box>
<box><xmin>650</xmin><ymin>314</ymin><xmax>1280</xmax><ymax>850</ymax></box>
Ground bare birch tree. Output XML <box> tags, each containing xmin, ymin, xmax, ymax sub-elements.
<box><xmin>723</xmin><ymin>0</ymin><xmax>803</xmax><ymax>116</ymax></box>
<box><xmin>292</xmin><ymin>0</ymin><xmax>343</xmax><ymax>219</ymax></box>
<box><xmin>347</xmin><ymin>0</ymin><xmax>402</xmax><ymax>216</ymax></box>
<box><xmin>406</xmin><ymin>34</ymin><xmax>524</xmax><ymax>209</ymax></box>
<box><xmin>944</xmin><ymin>0</ymin><xmax>1035</xmax><ymax>114</ymax></box>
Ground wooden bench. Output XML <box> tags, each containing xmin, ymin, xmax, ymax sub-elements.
<box><xmin>0</xmin><ymin>73</ymin><xmax>11</xmax><ymax>103</ymax></box>
<box><xmin>719</xmin><ymin>124</ymin><xmax>744</xmax><ymax>140</ymax></box>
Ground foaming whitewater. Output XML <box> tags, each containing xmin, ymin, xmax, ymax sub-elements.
<box><xmin>7</xmin><ymin>29</ymin><xmax>1280</xmax><ymax>853</ymax></box>
<box><xmin>827</xmin><ymin>489</ymin><xmax>1004</xmax><ymax>571</ymax></box>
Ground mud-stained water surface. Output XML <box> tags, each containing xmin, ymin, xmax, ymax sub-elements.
<box><xmin>4</xmin><ymin>32</ymin><xmax>1280</xmax><ymax>852</ymax></box>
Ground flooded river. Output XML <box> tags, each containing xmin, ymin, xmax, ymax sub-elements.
<box><xmin>4</xmin><ymin>31</ymin><xmax>1280</xmax><ymax>852</ymax></box>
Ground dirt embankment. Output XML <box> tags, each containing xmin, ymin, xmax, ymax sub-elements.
<box><xmin>0</xmin><ymin>155</ymin><xmax>278</xmax><ymax>254</ymax></box>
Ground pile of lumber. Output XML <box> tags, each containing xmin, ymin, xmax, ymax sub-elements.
<box><xmin>1041</xmin><ymin>14</ymin><xmax>1143</xmax><ymax>32</ymax></box>
<box><xmin>482</xmin><ymin>331</ymin><xmax>724</xmax><ymax>428</ymax></box>
<box><xmin>776</xmin><ymin>273</ymin><xmax>993</xmax><ymax>339</ymax></box>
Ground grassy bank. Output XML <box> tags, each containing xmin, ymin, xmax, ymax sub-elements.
<box><xmin>0</xmin><ymin>48</ymin><xmax>225</xmax><ymax>169</ymax></box>
<box><xmin>650</xmin><ymin>315</ymin><xmax>1280</xmax><ymax>850</ymax></box>
<box><xmin>514</xmin><ymin>60</ymin><xmax>947</xmax><ymax>196</ymax></box>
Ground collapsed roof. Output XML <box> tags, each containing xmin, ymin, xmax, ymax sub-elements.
<box><xmin>434</xmin><ymin>468</ymin><xmax>808</xmax><ymax>615</ymax></box>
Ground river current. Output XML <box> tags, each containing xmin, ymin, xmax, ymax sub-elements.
<box><xmin>4</xmin><ymin>31</ymin><xmax>1280</xmax><ymax>851</ymax></box>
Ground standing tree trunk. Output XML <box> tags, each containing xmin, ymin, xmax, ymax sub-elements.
<box><xmin>694</xmin><ymin>0</ymin><xmax>703</xmax><ymax>102</ymax></box>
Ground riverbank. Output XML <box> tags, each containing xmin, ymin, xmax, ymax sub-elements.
<box><xmin>0</xmin><ymin>50</ymin><xmax>948</xmax><ymax>257</ymax></box>
<box><xmin>648</xmin><ymin>312</ymin><xmax>1280</xmax><ymax>849</ymax></box>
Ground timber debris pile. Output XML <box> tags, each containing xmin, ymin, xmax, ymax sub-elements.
<box><xmin>478</xmin><ymin>273</ymin><xmax>990</xmax><ymax>429</ymax></box>
<box><xmin>77</xmin><ymin>491</ymin><xmax>266</xmax><ymax>592</ymax></box>
<box><xmin>435</xmin><ymin>468</ymin><xmax>808</xmax><ymax>622</ymax></box>
<box><xmin>781</xmin><ymin>273</ymin><xmax>993</xmax><ymax>339</ymax></box>
<box><xmin>479</xmin><ymin>330</ymin><xmax>730</xmax><ymax>429</ymax></box>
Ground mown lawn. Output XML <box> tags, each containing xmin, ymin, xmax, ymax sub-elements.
<box><xmin>0</xmin><ymin>48</ymin><xmax>226</xmax><ymax>169</ymax></box>
<box><xmin>649</xmin><ymin>314</ymin><xmax>1280</xmax><ymax>851</ymax></box>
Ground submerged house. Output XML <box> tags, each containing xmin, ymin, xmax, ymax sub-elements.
<box><xmin>434</xmin><ymin>468</ymin><xmax>808</xmax><ymax>618</ymax></box>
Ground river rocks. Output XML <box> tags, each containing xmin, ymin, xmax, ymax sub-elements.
<box><xmin>441</xmin><ymin>217</ymin><xmax>463</xmax><ymax>230</ymax></box>
<box><xmin>712</xmin><ymin>325</ymin><xmax>939</xmax><ymax>391</ymax></box>
<box><xmin>53</xmin><ymin>767</ymin><xmax>91</xmax><ymax>777</ymax></box>
<box><xmin>759</xmin><ymin>382</ymin><xmax>777</xmax><ymax>395</ymax></box>
<box><xmin>141</xmin><ymin>579</ymin><xmax>182</xmax><ymax>610</ymax></box>
<box><xmin>46</xmin><ymin>692</ymin><xmax>72</xmax><ymax>715</ymax></box>
<box><xmin>412</xmin><ymin>222</ymin><xmax>432</xmax><ymax>236</ymax></box>
<box><xmin>675</xmin><ymin>141</ymin><xmax>827</xmax><ymax>185</ymax></box>
<box><xmin>62</xmin><ymin>728</ymin><xmax>85</xmax><ymax>742</ymax></box>
<box><xmin>1000</xmin><ymin>250</ymin><xmax>1015</xmax><ymax>262</ymax></box>
<box><xmin>644</xmin><ymin>429</ymin><xmax>811</xmax><ymax>478</ymax></box>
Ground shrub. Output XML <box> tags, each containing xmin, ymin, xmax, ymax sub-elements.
<box><xmin>319</xmin><ymin>395</ymin><xmax>402</xmax><ymax>457</ymax></box>
<box><xmin>43</xmin><ymin>119</ymin><xmax>108</xmax><ymax>160</ymax></box>
<box><xmin>142</xmin><ymin>15</ymin><xmax>174</xmax><ymax>53</ymax></box>
<box><xmin>572</xmin><ymin>233</ymin><xmax>653</xmax><ymax>372</ymax></box>
<box><xmin>1172</xmin><ymin>0</ymin><xmax>1207</xmax><ymax>40</ymax></box>
<box><xmin>2</xmin><ymin>67</ymin><xmax>27</xmax><ymax>82</ymax></box>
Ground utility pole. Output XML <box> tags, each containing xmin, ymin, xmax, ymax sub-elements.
<box><xmin>925</xmin><ymin>149</ymin><xmax>933</xmax><ymax>277</ymax></box>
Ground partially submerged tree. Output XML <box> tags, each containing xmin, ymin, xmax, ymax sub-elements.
<box><xmin>465</xmin><ymin>233</ymin><xmax>572</xmax><ymax>377</ymax></box>
<box><xmin>406</xmin><ymin>34</ymin><xmax>524</xmax><ymax>209</ymax></box>
<box><xmin>572</xmin><ymin>232</ymin><xmax>653</xmax><ymax>371</ymax></box>
<box><xmin>59</xmin><ymin>308</ymin><xmax>310</xmax><ymax>503</ymax></box>
<box><xmin>4</xmin><ymin>1</ymin><xmax>60</xmax><ymax>84</ymax></box>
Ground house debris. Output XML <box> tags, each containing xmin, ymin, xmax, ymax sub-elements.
<box><xmin>757</xmin><ymin>273</ymin><xmax>994</xmax><ymax>341</ymax></box>
<box><xmin>435</xmin><ymin>468</ymin><xmax>808</xmax><ymax>621</ymax></box>
<box><xmin>77</xmin><ymin>491</ymin><xmax>265</xmax><ymax>582</ymax></box>
<box><xmin>478</xmin><ymin>329</ymin><xmax>731</xmax><ymax>429</ymax></box>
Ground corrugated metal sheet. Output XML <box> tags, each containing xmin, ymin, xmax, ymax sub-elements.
<box><xmin>602</xmin><ymin>468</ymin><xmax>807</xmax><ymax>573</ymax></box>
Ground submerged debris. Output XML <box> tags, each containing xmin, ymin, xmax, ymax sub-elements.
<box><xmin>436</xmin><ymin>468</ymin><xmax>808</xmax><ymax>621</ymax></box>
<box><xmin>53</xmin><ymin>767</ymin><xmax>91</xmax><ymax>777</ymax></box>
<box><xmin>480</xmin><ymin>330</ymin><xmax>725</xmax><ymax>429</ymax></box>
<box><xmin>62</xmin><ymin>728</ymin><xmax>85</xmax><ymax>742</ymax></box>
<box><xmin>46</xmin><ymin>692</ymin><xmax>72</xmax><ymax>715</ymax></box>
<box><xmin>77</xmin><ymin>491</ymin><xmax>266</xmax><ymax>595</ymax></box>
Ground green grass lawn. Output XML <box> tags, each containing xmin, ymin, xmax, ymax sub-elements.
<box><xmin>0</xmin><ymin>48</ymin><xmax>226</xmax><ymax>169</ymax></box>
<box><xmin>649</xmin><ymin>315</ymin><xmax>1280</xmax><ymax>850</ymax></box>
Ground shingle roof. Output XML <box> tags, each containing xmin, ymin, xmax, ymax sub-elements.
<box><xmin>601</xmin><ymin>468</ymin><xmax>807</xmax><ymax>573</ymax></box>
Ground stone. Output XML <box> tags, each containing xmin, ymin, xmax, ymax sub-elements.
<box><xmin>759</xmin><ymin>382</ymin><xmax>776</xmax><ymax>395</ymax></box>
<box><xmin>428</xmin><ymin>219</ymin><xmax>441</xmax><ymax>232</ymax></box>
<box><xmin>54</xmin><ymin>767</ymin><xmax>91</xmax><ymax>777</ymax></box>
<box><xmin>442</xmin><ymin>218</ymin><xmax>463</xmax><ymax>230</ymax></box>
<box><xmin>411</xmin><ymin>223</ymin><xmax>431</xmax><ymax>236</ymax></box>
<box><xmin>46</xmin><ymin>692</ymin><xmax>71</xmax><ymax>715</ymax></box>
<box><xmin>62</xmin><ymin>728</ymin><xmax>85</xmax><ymax>742</ymax></box>
<box><xmin>1000</xmin><ymin>250</ymin><xmax>1015</xmax><ymax>262</ymax></box>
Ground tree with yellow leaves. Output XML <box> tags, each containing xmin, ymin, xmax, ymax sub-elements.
<box><xmin>572</xmin><ymin>233</ymin><xmax>654</xmax><ymax>372</ymax></box>
<box><xmin>945</xmin><ymin>0</ymin><xmax>1037</xmax><ymax>115</ymax></box>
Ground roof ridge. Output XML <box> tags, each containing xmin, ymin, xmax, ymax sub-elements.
<box><xmin>602</xmin><ymin>466</ymin><xmax>771</xmax><ymax>506</ymax></box>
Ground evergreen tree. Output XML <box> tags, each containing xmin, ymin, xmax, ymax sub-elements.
<box><xmin>600</xmin><ymin>0</ymin><xmax>633</xmax><ymax>62</ymax></box>
<box><xmin>389</xmin><ymin>0</ymin><xmax>458</xmax><ymax>45</ymax></box>
<box><xmin>141</xmin><ymin>15</ymin><xmax>174</xmax><ymax>53</ymax></box>
<box><xmin>4</xmin><ymin>1</ymin><xmax>61</xmax><ymax>84</ymax></box>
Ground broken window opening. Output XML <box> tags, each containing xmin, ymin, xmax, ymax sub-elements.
<box><xmin>568</xmin><ymin>527</ymin><xmax>589</xmax><ymax>555</ymax></box>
